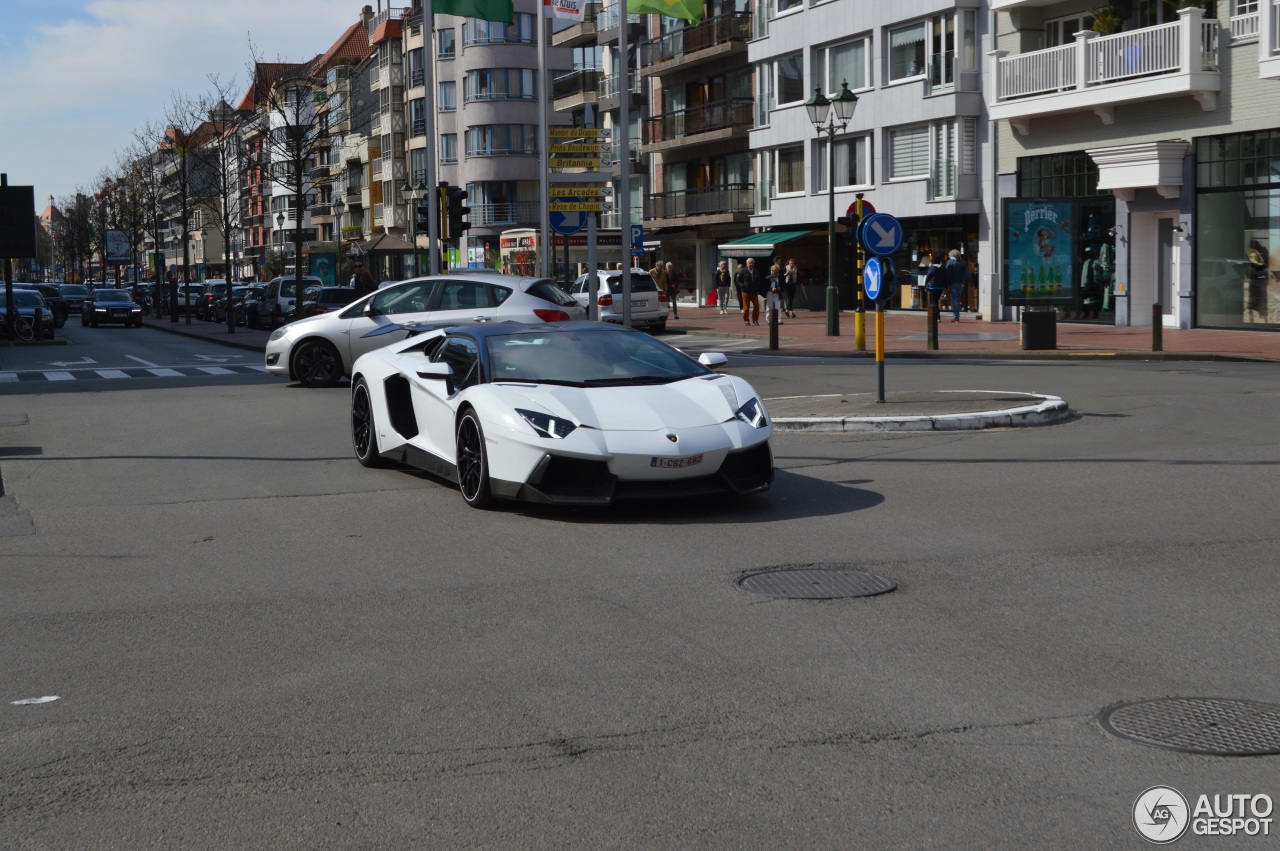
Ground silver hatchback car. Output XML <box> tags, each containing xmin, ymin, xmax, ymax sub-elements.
<box><xmin>570</xmin><ymin>269</ymin><xmax>668</xmax><ymax>333</ymax></box>
<box><xmin>265</xmin><ymin>272</ymin><xmax>586</xmax><ymax>387</ymax></box>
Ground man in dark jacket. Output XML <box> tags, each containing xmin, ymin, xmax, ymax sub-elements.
<box><xmin>943</xmin><ymin>249</ymin><xmax>973</xmax><ymax>322</ymax></box>
<box><xmin>735</xmin><ymin>257</ymin><xmax>762</xmax><ymax>325</ymax></box>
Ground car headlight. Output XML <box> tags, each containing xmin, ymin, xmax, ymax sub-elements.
<box><xmin>269</xmin><ymin>328</ymin><xmax>288</xmax><ymax>343</ymax></box>
<box><xmin>515</xmin><ymin>408</ymin><xmax>577</xmax><ymax>439</ymax></box>
<box><xmin>734</xmin><ymin>397</ymin><xmax>768</xmax><ymax>429</ymax></box>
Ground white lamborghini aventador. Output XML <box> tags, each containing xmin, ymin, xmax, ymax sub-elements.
<box><xmin>349</xmin><ymin>321</ymin><xmax>775</xmax><ymax>508</ymax></box>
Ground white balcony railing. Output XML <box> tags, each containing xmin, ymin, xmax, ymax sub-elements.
<box><xmin>993</xmin><ymin>12</ymin><xmax>1218</xmax><ymax>104</ymax></box>
<box><xmin>1274</xmin><ymin>0</ymin><xmax>1280</xmax><ymax>54</ymax></box>
<box><xmin>1231</xmin><ymin>12</ymin><xmax>1260</xmax><ymax>42</ymax></box>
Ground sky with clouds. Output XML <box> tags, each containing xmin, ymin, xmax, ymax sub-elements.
<box><xmin>0</xmin><ymin>0</ymin><xmax>368</xmax><ymax>211</ymax></box>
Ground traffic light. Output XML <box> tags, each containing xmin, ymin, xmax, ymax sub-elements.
<box><xmin>437</xmin><ymin>181</ymin><xmax>450</xmax><ymax>242</ymax></box>
<box><xmin>446</xmin><ymin>184</ymin><xmax>470</xmax><ymax>241</ymax></box>
<box><xmin>415</xmin><ymin>202</ymin><xmax>431</xmax><ymax>234</ymax></box>
<box><xmin>836</xmin><ymin>215</ymin><xmax>857</xmax><ymax>250</ymax></box>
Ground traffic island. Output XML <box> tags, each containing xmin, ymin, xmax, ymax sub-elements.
<box><xmin>766</xmin><ymin>390</ymin><xmax>1070</xmax><ymax>432</ymax></box>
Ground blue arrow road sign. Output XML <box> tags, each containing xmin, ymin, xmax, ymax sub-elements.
<box><xmin>864</xmin><ymin>257</ymin><xmax>883</xmax><ymax>301</ymax></box>
<box><xmin>550</xmin><ymin>200</ymin><xmax>586</xmax><ymax>236</ymax></box>
<box><xmin>860</xmin><ymin>212</ymin><xmax>903</xmax><ymax>256</ymax></box>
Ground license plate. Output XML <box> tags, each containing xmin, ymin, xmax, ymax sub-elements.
<box><xmin>651</xmin><ymin>453</ymin><xmax>703</xmax><ymax>469</ymax></box>
<box><xmin>631</xmin><ymin>300</ymin><xmax>648</xmax><ymax>308</ymax></box>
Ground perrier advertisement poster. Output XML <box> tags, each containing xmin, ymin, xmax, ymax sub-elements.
<box><xmin>1005</xmin><ymin>200</ymin><xmax>1074</xmax><ymax>305</ymax></box>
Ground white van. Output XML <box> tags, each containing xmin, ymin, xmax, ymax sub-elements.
<box><xmin>257</xmin><ymin>275</ymin><xmax>324</xmax><ymax>328</ymax></box>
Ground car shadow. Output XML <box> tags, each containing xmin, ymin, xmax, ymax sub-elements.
<box><xmin>514</xmin><ymin>469</ymin><xmax>883</xmax><ymax>523</ymax></box>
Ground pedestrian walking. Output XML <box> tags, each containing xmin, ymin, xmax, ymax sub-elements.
<box><xmin>922</xmin><ymin>252</ymin><xmax>944</xmax><ymax>313</ymax></box>
<box><xmin>943</xmin><ymin>249</ymin><xmax>972</xmax><ymax>322</ymax></box>
<box><xmin>783</xmin><ymin>259</ymin><xmax>798</xmax><ymax>318</ymax></box>
<box><xmin>735</xmin><ymin>257</ymin><xmax>762</xmax><ymax>325</ymax></box>
<box><xmin>664</xmin><ymin>261</ymin><xmax>680</xmax><ymax>319</ymax></box>
<box><xmin>351</xmin><ymin>261</ymin><xmax>375</xmax><ymax>298</ymax></box>
<box><xmin>714</xmin><ymin>261</ymin><xmax>731</xmax><ymax>314</ymax></box>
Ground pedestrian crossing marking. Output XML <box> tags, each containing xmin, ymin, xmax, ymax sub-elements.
<box><xmin>0</xmin><ymin>364</ymin><xmax>273</xmax><ymax>384</ymax></box>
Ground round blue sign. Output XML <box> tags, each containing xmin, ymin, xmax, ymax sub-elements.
<box><xmin>864</xmin><ymin>257</ymin><xmax>883</xmax><ymax>301</ymax></box>
<box><xmin>550</xmin><ymin>199</ymin><xmax>586</xmax><ymax>236</ymax></box>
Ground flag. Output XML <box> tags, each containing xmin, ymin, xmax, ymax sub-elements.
<box><xmin>626</xmin><ymin>0</ymin><xmax>702</xmax><ymax>24</ymax></box>
<box><xmin>544</xmin><ymin>0</ymin><xmax>584</xmax><ymax>22</ymax></box>
<box><xmin>434</xmin><ymin>0</ymin><xmax>514</xmax><ymax>24</ymax></box>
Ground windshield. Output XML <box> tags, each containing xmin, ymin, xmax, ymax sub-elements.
<box><xmin>605</xmin><ymin>273</ymin><xmax>658</xmax><ymax>294</ymax></box>
<box><xmin>60</xmin><ymin>285</ymin><xmax>89</xmax><ymax>297</ymax></box>
<box><xmin>14</xmin><ymin>291</ymin><xmax>45</xmax><ymax>307</ymax></box>
<box><xmin>485</xmin><ymin>329</ymin><xmax>707</xmax><ymax>386</ymax></box>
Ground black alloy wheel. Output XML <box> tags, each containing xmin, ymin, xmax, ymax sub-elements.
<box><xmin>293</xmin><ymin>340</ymin><xmax>343</xmax><ymax>388</ymax></box>
<box><xmin>351</xmin><ymin>378</ymin><xmax>388</xmax><ymax>468</ymax></box>
<box><xmin>456</xmin><ymin>410</ymin><xmax>493</xmax><ymax>508</ymax></box>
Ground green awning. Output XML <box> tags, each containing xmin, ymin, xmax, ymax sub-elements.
<box><xmin>717</xmin><ymin>230</ymin><xmax>814</xmax><ymax>258</ymax></box>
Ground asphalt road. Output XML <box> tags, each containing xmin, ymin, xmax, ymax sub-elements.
<box><xmin>2</xmin><ymin>356</ymin><xmax>1279</xmax><ymax>848</ymax></box>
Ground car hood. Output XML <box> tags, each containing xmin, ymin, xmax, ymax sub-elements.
<box><xmin>496</xmin><ymin>376</ymin><xmax>747</xmax><ymax>430</ymax></box>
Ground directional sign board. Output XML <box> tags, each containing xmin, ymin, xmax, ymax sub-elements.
<box><xmin>549</xmin><ymin>186</ymin><xmax>607</xmax><ymax>198</ymax></box>
<box><xmin>549</xmin><ymin>201</ymin><xmax>602</xmax><ymax>213</ymax></box>
<box><xmin>863</xmin><ymin>257</ymin><xmax>883</xmax><ymax>301</ymax></box>
<box><xmin>860</xmin><ymin>212</ymin><xmax>903</xmax><ymax>257</ymax></box>
<box><xmin>549</xmin><ymin>198</ymin><xmax>586</xmax><ymax>236</ymax></box>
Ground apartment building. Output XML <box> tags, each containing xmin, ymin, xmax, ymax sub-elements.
<box><xmin>746</xmin><ymin>0</ymin><xmax>987</xmax><ymax>311</ymax></box>
<box><xmin>990</xmin><ymin>0</ymin><xmax>1280</xmax><ymax>331</ymax></box>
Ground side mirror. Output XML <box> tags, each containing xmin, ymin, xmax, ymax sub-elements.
<box><xmin>698</xmin><ymin>352</ymin><xmax>728</xmax><ymax>370</ymax></box>
<box><xmin>415</xmin><ymin>362</ymin><xmax>454</xmax><ymax>380</ymax></box>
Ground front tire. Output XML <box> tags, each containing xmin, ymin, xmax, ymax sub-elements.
<box><xmin>351</xmin><ymin>377</ymin><xmax>388</xmax><ymax>468</ymax></box>
<box><xmin>456</xmin><ymin>410</ymin><xmax>494</xmax><ymax>509</ymax></box>
<box><xmin>293</xmin><ymin>340</ymin><xmax>343</xmax><ymax>388</ymax></box>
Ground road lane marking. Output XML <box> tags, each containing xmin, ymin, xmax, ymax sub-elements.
<box><xmin>126</xmin><ymin>355</ymin><xmax>161</xmax><ymax>367</ymax></box>
<box><xmin>44</xmin><ymin>371</ymin><xmax>75</xmax><ymax>381</ymax></box>
<box><xmin>146</xmin><ymin>368</ymin><xmax>183</xmax><ymax>377</ymax></box>
<box><xmin>195</xmin><ymin>367</ymin><xmax>235</xmax><ymax>375</ymax></box>
<box><xmin>0</xmin><ymin>373</ymin><xmax>17</xmax><ymax>383</ymax></box>
<box><xmin>95</xmin><ymin>369</ymin><xmax>130</xmax><ymax>379</ymax></box>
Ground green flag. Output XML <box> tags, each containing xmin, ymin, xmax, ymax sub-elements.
<box><xmin>434</xmin><ymin>0</ymin><xmax>514</xmax><ymax>24</ymax></box>
<box><xmin>627</xmin><ymin>0</ymin><xmax>702</xmax><ymax>24</ymax></box>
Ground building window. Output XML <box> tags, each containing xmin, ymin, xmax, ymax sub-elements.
<box><xmin>889</xmin><ymin>125</ymin><xmax>929</xmax><ymax>179</ymax></box>
<box><xmin>440</xmin><ymin>134</ymin><xmax>457</xmax><ymax>164</ymax></box>
<box><xmin>962</xmin><ymin>118</ymin><xmax>977</xmax><ymax>174</ymax></box>
<box><xmin>409</xmin><ymin>97</ymin><xmax>427</xmax><ymax>137</ymax></box>
<box><xmin>756</xmin><ymin>60</ymin><xmax>775</xmax><ymax>127</ymax></box>
<box><xmin>464</xmin><ymin>68</ymin><xmax>536</xmax><ymax>102</ymax></box>
<box><xmin>1044</xmin><ymin>12</ymin><xmax>1096</xmax><ymax>48</ymax></box>
<box><xmin>815</xmin><ymin>135</ymin><xmax>870</xmax><ymax>191</ymax></box>
<box><xmin>814</xmin><ymin>37</ymin><xmax>869</xmax><ymax>93</ymax></box>
<box><xmin>439</xmin><ymin>81</ymin><xmax>457</xmax><ymax>111</ymax></box>
<box><xmin>776</xmin><ymin>0</ymin><xmax>802</xmax><ymax>14</ymax></box>
<box><xmin>438</xmin><ymin>28</ymin><xmax>456</xmax><ymax>58</ymax></box>
<box><xmin>465</xmin><ymin>124</ymin><xmax>539</xmax><ymax>157</ymax></box>
<box><xmin>410</xmin><ymin>148</ymin><xmax>430</xmax><ymax>184</ymax></box>
<box><xmin>462</xmin><ymin>13</ymin><xmax>535</xmax><ymax>46</ymax></box>
<box><xmin>1018</xmin><ymin>151</ymin><xmax>1101</xmax><ymax>197</ymax></box>
<box><xmin>888</xmin><ymin>22</ymin><xmax>926</xmax><ymax>81</ymax></box>
<box><xmin>757</xmin><ymin>149</ymin><xmax>775</xmax><ymax>212</ymax></box>
<box><xmin>775</xmin><ymin>53</ymin><xmax>805</xmax><ymax>106</ymax></box>
<box><xmin>776</xmin><ymin>144</ymin><xmax>804</xmax><ymax>194</ymax></box>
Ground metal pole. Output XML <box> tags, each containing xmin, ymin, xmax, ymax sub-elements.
<box><xmin>537</xmin><ymin>7</ymin><xmax>550</xmax><ymax>279</ymax></box>
<box><xmin>423</xmin><ymin>0</ymin><xmax>441</xmax><ymax>275</ymax></box>
<box><xmin>1152</xmin><ymin>303</ymin><xmax>1163</xmax><ymax>352</ymax></box>
<box><xmin>875</xmin><ymin>300</ymin><xmax>885</xmax><ymax>402</ymax></box>
<box><xmin>825</xmin><ymin>123</ymin><xmax>838</xmax><ymax>336</ymax></box>
<box><xmin>855</xmin><ymin>195</ymin><xmax>865</xmax><ymax>350</ymax></box>
<box><xmin>618</xmin><ymin>3</ymin><xmax>632</xmax><ymax>328</ymax></box>
<box><xmin>586</xmin><ymin>214</ymin><xmax>597</xmax><ymax>321</ymax></box>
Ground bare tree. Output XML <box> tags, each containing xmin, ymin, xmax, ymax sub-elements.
<box><xmin>247</xmin><ymin>46</ymin><xmax>327</xmax><ymax>334</ymax></box>
<box><xmin>161</xmin><ymin>92</ymin><xmax>219</xmax><ymax>324</ymax></box>
<box><xmin>124</xmin><ymin>124</ymin><xmax>176</xmax><ymax>318</ymax></box>
<box><xmin>191</xmin><ymin>75</ymin><xmax>249</xmax><ymax>333</ymax></box>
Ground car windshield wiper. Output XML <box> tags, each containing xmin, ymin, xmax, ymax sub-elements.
<box><xmin>583</xmin><ymin>375</ymin><xmax>674</xmax><ymax>386</ymax></box>
<box><xmin>508</xmin><ymin>377</ymin><xmax>585</xmax><ymax>387</ymax></box>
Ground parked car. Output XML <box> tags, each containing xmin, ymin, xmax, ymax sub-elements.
<box><xmin>213</xmin><ymin>286</ymin><xmax>258</xmax><ymax>324</ymax></box>
<box><xmin>255</xmin><ymin>275</ymin><xmax>325</xmax><ymax>329</ymax></box>
<box><xmin>81</xmin><ymin>288</ymin><xmax>144</xmax><ymax>327</ymax></box>
<box><xmin>349</xmin><ymin>321</ymin><xmax>774</xmax><ymax>508</ymax></box>
<box><xmin>1</xmin><ymin>289</ymin><xmax>56</xmax><ymax>339</ymax></box>
<box><xmin>57</xmin><ymin>283</ymin><xmax>90</xmax><ymax>314</ymax></box>
<box><xmin>297</xmin><ymin>286</ymin><xmax>358</xmax><ymax>318</ymax></box>
<box><xmin>13</xmin><ymin>283</ymin><xmax>71</xmax><ymax>328</ymax></box>
<box><xmin>265</xmin><ymin>272</ymin><xmax>585</xmax><ymax>387</ymax></box>
<box><xmin>237</xmin><ymin>286</ymin><xmax>267</xmax><ymax>328</ymax></box>
<box><xmin>569</xmin><ymin>269</ymin><xmax>668</xmax><ymax>333</ymax></box>
<box><xmin>170</xmin><ymin>283</ymin><xmax>204</xmax><ymax>313</ymax></box>
<box><xmin>194</xmin><ymin>280</ymin><xmax>229</xmax><ymax>321</ymax></box>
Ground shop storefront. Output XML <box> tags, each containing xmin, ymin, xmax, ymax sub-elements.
<box><xmin>1195</xmin><ymin>130</ymin><xmax>1280</xmax><ymax>330</ymax></box>
<box><xmin>1002</xmin><ymin>152</ymin><xmax>1117</xmax><ymax>321</ymax></box>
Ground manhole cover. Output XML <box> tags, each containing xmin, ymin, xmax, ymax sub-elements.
<box><xmin>736</xmin><ymin>567</ymin><xmax>896</xmax><ymax>600</ymax></box>
<box><xmin>1100</xmin><ymin>698</ymin><xmax>1280</xmax><ymax>756</ymax></box>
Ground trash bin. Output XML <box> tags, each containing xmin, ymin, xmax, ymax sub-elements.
<box><xmin>1021</xmin><ymin>306</ymin><xmax>1057</xmax><ymax>350</ymax></box>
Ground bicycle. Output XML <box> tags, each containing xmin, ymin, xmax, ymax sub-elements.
<box><xmin>1</xmin><ymin>316</ymin><xmax>35</xmax><ymax>342</ymax></box>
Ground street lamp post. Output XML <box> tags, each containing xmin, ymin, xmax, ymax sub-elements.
<box><xmin>805</xmin><ymin>81</ymin><xmax>858</xmax><ymax>337</ymax></box>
